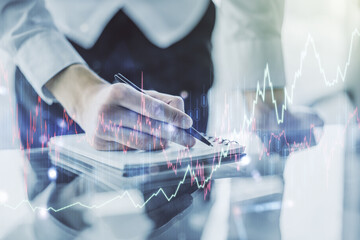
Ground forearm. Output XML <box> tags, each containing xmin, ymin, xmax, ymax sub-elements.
<box><xmin>220</xmin><ymin>0</ymin><xmax>286</xmax><ymax>110</ymax></box>
<box><xmin>220</xmin><ymin>0</ymin><xmax>286</xmax><ymax>90</ymax></box>
<box><xmin>0</xmin><ymin>0</ymin><xmax>85</xmax><ymax>104</ymax></box>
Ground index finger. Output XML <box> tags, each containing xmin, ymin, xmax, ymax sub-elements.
<box><xmin>110</xmin><ymin>84</ymin><xmax>193</xmax><ymax>129</ymax></box>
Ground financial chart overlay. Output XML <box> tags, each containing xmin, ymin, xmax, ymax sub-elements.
<box><xmin>0</xmin><ymin>28</ymin><xmax>359</xmax><ymax>214</ymax></box>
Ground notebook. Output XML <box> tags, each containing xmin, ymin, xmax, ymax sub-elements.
<box><xmin>49</xmin><ymin>134</ymin><xmax>246</xmax><ymax>190</ymax></box>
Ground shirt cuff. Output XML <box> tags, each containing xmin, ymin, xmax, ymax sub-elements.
<box><xmin>15</xmin><ymin>30</ymin><xmax>86</xmax><ymax>105</ymax></box>
<box><xmin>237</xmin><ymin>38</ymin><xmax>286</xmax><ymax>90</ymax></box>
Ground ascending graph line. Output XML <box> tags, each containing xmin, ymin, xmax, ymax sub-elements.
<box><xmin>2</xmin><ymin>105</ymin><xmax>357</xmax><ymax>213</ymax></box>
<box><xmin>244</xmin><ymin>28</ymin><xmax>360</xmax><ymax>128</ymax></box>
<box><xmin>1</xmin><ymin>143</ymin><xmax>236</xmax><ymax>212</ymax></box>
<box><xmin>1</xmin><ymin>28</ymin><xmax>360</xmax><ymax>213</ymax></box>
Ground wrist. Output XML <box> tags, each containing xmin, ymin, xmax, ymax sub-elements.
<box><xmin>45</xmin><ymin>64</ymin><xmax>108</xmax><ymax>122</ymax></box>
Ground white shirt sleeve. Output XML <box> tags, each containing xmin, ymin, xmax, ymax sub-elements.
<box><xmin>217</xmin><ymin>0</ymin><xmax>286</xmax><ymax>90</ymax></box>
<box><xmin>0</xmin><ymin>0</ymin><xmax>86</xmax><ymax>104</ymax></box>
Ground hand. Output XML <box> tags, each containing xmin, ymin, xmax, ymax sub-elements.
<box><xmin>244</xmin><ymin>88</ymin><xmax>324</xmax><ymax>155</ymax></box>
<box><xmin>46</xmin><ymin>64</ymin><xmax>196</xmax><ymax>151</ymax></box>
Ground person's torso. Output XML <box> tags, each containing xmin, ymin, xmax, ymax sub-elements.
<box><xmin>45</xmin><ymin>0</ymin><xmax>209</xmax><ymax>49</ymax></box>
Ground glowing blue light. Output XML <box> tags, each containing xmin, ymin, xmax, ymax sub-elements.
<box><xmin>39</xmin><ymin>135</ymin><xmax>47</xmax><ymax>143</ymax></box>
<box><xmin>48</xmin><ymin>167</ymin><xmax>57</xmax><ymax>181</ymax></box>
<box><xmin>57</xmin><ymin>118</ymin><xmax>66</xmax><ymax>128</ymax></box>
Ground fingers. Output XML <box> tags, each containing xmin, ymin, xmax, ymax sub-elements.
<box><xmin>89</xmin><ymin>83</ymin><xmax>196</xmax><ymax>151</ymax></box>
<box><xmin>157</xmin><ymin>124</ymin><xmax>196</xmax><ymax>147</ymax></box>
<box><xmin>145</xmin><ymin>90</ymin><xmax>185</xmax><ymax>112</ymax></box>
<box><xmin>109</xmin><ymin>84</ymin><xmax>192</xmax><ymax>129</ymax></box>
<box><xmin>99</xmin><ymin>106</ymin><xmax>195</xmax><ymax>147</ymax></box>
<box><xmin>96</xmin><ymin>127</ymin><xmax>169</xmax><ymax>151</ymax></box>
<box><xmin>91</xmin><ymin>135</ymin><xmax>128</xmax><ymax>151</ymax></box>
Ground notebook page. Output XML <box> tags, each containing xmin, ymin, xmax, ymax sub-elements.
<box><xmin>49</xmin><ymin>134</ymin><xmax>245</xmax><ymax>170</ymax></box>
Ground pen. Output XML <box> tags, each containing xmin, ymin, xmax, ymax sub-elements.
<box><xmin>114</xmin><ymin>73</ymin><xmax>213</xmax><ymax>147</ymax></box>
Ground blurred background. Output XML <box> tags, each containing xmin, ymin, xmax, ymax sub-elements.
<box><xmin>0</xmin><ymin>0</ymin><xmax>359</xmax><ymax>239</ymax></box>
